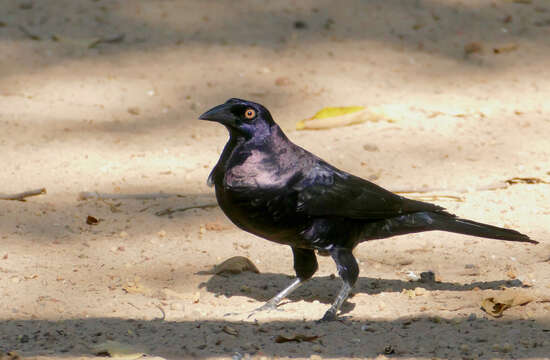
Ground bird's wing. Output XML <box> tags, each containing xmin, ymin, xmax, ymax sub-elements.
<box><xmin>294</xmin><ymin>163</ymin><xmax>444</xmax><ymax>219</ymax></box>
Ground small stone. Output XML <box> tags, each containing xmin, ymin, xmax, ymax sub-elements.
<box><xmin>420</xmin><ymin>271</ymin><xmax>437</xmax><ymax>283</ymax></box>
<box><xmin>127</xmin><ymin>107</ymin><xmax>140</xmax><ymax>116</ymax></box>
<box><xmin>361</xmin><ymin>324</ymin><xmax>376</xmax><ymax>332</ymax></box>
<box><xmin>294</xmin><ymin>20</ymin><xmax>308</xmax><ymax>29</ymax></box>
<box><xmin>406</xmin><ymin>271</ymin><xmax>420</xmax><ymax>281</ymax></box>
<box><xmin>363</xmin><ymin>143</ymin><xmax>379</xmax><ymax>152</ymax></box>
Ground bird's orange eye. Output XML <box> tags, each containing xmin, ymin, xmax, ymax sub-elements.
<box><xmin>244</xmin><ymin>108</ymin><xmax>256</xmax><ymax>119</ymax></box>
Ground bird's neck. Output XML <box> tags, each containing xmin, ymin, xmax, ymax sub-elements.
<box><xmin>217</xmin><ymin>124</ymin><xmax>289</xmax><ymax>168</ymax></box>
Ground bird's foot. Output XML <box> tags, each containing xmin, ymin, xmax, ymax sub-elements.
<box><xmin>318</xmin><ymin>309</ymin><xmax>338</xmax><ymax>322</ymax></box>
<box><xmin>247</xmin><ymin>301</ymin><xmax>282</xmax><ymax>319</ymax></box>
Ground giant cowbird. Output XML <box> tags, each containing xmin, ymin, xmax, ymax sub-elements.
<box><xmin>199</xmin><ymin>98</ymin><xmax>537</xmax><ymax>321</ymax></box>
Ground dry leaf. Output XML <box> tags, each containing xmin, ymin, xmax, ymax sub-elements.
<box><xmin>86</xmin><ymin>215</ymin><xmax>99</xmax><ymax>225</ymax></box>
<box><xmin>222</xmin><ymin>325</ymin><xmax>239</xmax><ymax>336</ymax></box>
<box><xmin>206</xmin><ymin>256</ymin><xmax>260</xmax><ymax>275</ymax></box>
<box><xmin>0</xmin><ymin>351</ymin><xmax>21</xmax><ymax>360</ymax></box>
<box><xmin>493</xmin><ymin>44</ymin><xmax>519</xmax><ymax>54</ymax></box>
<box><xmin>481</xmin><ymin>290</ymin><xmax>535</xmax><ymax>317</ymax></box>
<box><xmin>296</xmin><ymin>105</ymin><xmax>397</xmax><ymax>130</ymax></box>
<box><xmin>127</xmin><ymin>107</ymin><xmax>140</xmax><ymax>116</ymax></box>
<box><xmin>275</xmin><ymin>334</ymin><xmax>319</xmax><ymax>343</ymax></box>
<box><xmin>91</xmin><ymin>341</ymin><xmax>148</xmax><ymax>359</ymax></box>
<box><xmin>505</xmin><ymin>177</ymin><xmax>548</xmax><ymax>185</ymax></box>
<box><xmin>122</xmin><ymin>281</ymin><xmax>150</xmax><ymax>295</ymax></box>
<box><xmin>464</xmin><ymin>42</ymin><xmax>483</xmax><ymax>55</ymax></box>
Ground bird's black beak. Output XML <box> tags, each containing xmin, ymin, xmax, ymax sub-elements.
<box><xmin>199</xmin><ymin>103</ymin><xmax>237</xmax><ymax>127</ymax></box>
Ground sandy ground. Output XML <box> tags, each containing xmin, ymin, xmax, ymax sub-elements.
<box><xmin>1</xmin><ymin>0</ymin><xmax>550</xmax><ymax>359</ymax></box>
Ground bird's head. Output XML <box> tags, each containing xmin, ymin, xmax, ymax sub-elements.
<box><xmin>199</xmin><ymin>98</ymin><xmax>275</xmax><ymax>139</ymax></box>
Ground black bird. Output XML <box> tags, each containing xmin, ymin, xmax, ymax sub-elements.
<box><xmin>199</xmin><ymin>98</ymin><xmax>537</xmax><ymax>321</ymax></box>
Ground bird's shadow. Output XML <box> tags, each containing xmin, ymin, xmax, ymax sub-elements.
<box><xmin>200</xmin><ymin>272</ymin><xmax>524</xmax><ymax>311</ymax></box>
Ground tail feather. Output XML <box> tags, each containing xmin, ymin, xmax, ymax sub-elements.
<box><xmin>431</xmin><ymin>212</ymin><xmax>538</xmax><ymax>244</ymax></box>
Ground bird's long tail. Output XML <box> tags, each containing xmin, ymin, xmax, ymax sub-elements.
<box><xmin>364</xmin><ymin>211</ymin><xmax>538</xmax><ymax>244</ymax></box>
<box><xmin>429</xmin><ymin>212</ymin><xmax>538</xmax><ymax>244</ymax></box>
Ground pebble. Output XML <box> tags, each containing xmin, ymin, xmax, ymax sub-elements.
<box><xmin>420</xmin><ymin>270</ymin><xmax>437</xmax><ymax>283</ymax></box>
<box><xmin>127</xmin><ymin>107</ymin><xmax>140</xmax><ymax>116</ymax></box>
<box><xmin>406</xmin><ymin>271</ymin><xmax>420</xmax><ymax>281</ymax></box>
<box><xmin>363</xmin><ymin>143</ymin><xmax>379</xmax><ymax>152</ymax></box>
<box><xmin>361</xmin><ymin>324</ymin><xmax>376</xmax><ymax>332</ymax></box>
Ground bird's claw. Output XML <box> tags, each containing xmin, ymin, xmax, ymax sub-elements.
<box><xmin>247</xmin><ymin>302</ymin><xmax>281</xmax><ymax>319</ymax></box>
<box><xmin>318</xmin><ymin>309</ymin><xmax>338</xmax><ymax>322</ymax></box>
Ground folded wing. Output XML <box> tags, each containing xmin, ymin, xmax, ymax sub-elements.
<box><xmin>295</xmin><ymin>163</ymin><xmax>443</xmax><ymax>219</ymax></box>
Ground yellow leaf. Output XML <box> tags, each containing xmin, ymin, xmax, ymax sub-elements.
<box><xmin>310</xmin><ymin>106</ymin><xmax>365</xmax><ymax>119</ymax></box>
<box><xmin>296</xmin><ymin>105</ymin><xmax>396</xmax><ymax>130</ymax></box>
<box><xmin>481</xmin><ymin>290</ymin><xmax>535</xmax><ymax>317</ymax></box>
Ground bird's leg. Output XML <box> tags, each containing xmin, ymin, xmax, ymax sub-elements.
<box><xmin>249</xmin><ymin>247</ymin><xmax>318</xmax><ymax>316</ymax></box>
<box><xmin>321</xmin><ymin>247</ymin><xmax>359</xmax><ymax>321</ymax></box>
<box><xmin>252</xmin><ymin>278</ymin><xmax>303</xmax><ymax>313</ymax></box>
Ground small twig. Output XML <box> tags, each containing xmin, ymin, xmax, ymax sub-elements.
<box><xmin>154</xmin><ymin>304</ymin><xmax>166</xmax><ymax>321</ymax></box>
<box><xmin>88</xmin><ymin>33</ymin><xmax>125</xmax><ymax>48</ymax></box>
<box><xmin>0</xmin><ymin>188</ymin><xmax>46</xmax><ymax>201</ymax></box>
<box><xmin>393</xmin><ymin>177</ymin><xmax>548</xmax><ymax>196</ymax></box>
<box><xmin>127</xmin><ymin>302</ymin><xmax>141</xmax><ymax>311</ymax></box>
<box><xmin>18</xmin><ymin>25</ymin><xmax>41</xmax><ymax>40</ymax></box>
<box><xmin>393</xmin><ymin>182</ymin><xmax>507</xmax><ymax>196</ymax></box>
<box><xmin>406</xmin><ymin>194</ymin><xmax>464</xmax><ymax>202</ymax></box>
<box><xmin>78</xmin><ymin>191</ymin><xmax>184</xmax><ymax>201</ymax></box>
<box><xmin>155</xmin><ymin>203</ymin><xmax>218</xmax><ymax>217</ymax></box>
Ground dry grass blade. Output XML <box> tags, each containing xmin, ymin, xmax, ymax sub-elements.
<box><xmin>0</xmin><ymin>188</ymin><xmax>47</xmax><ymax>201</ymax></box>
